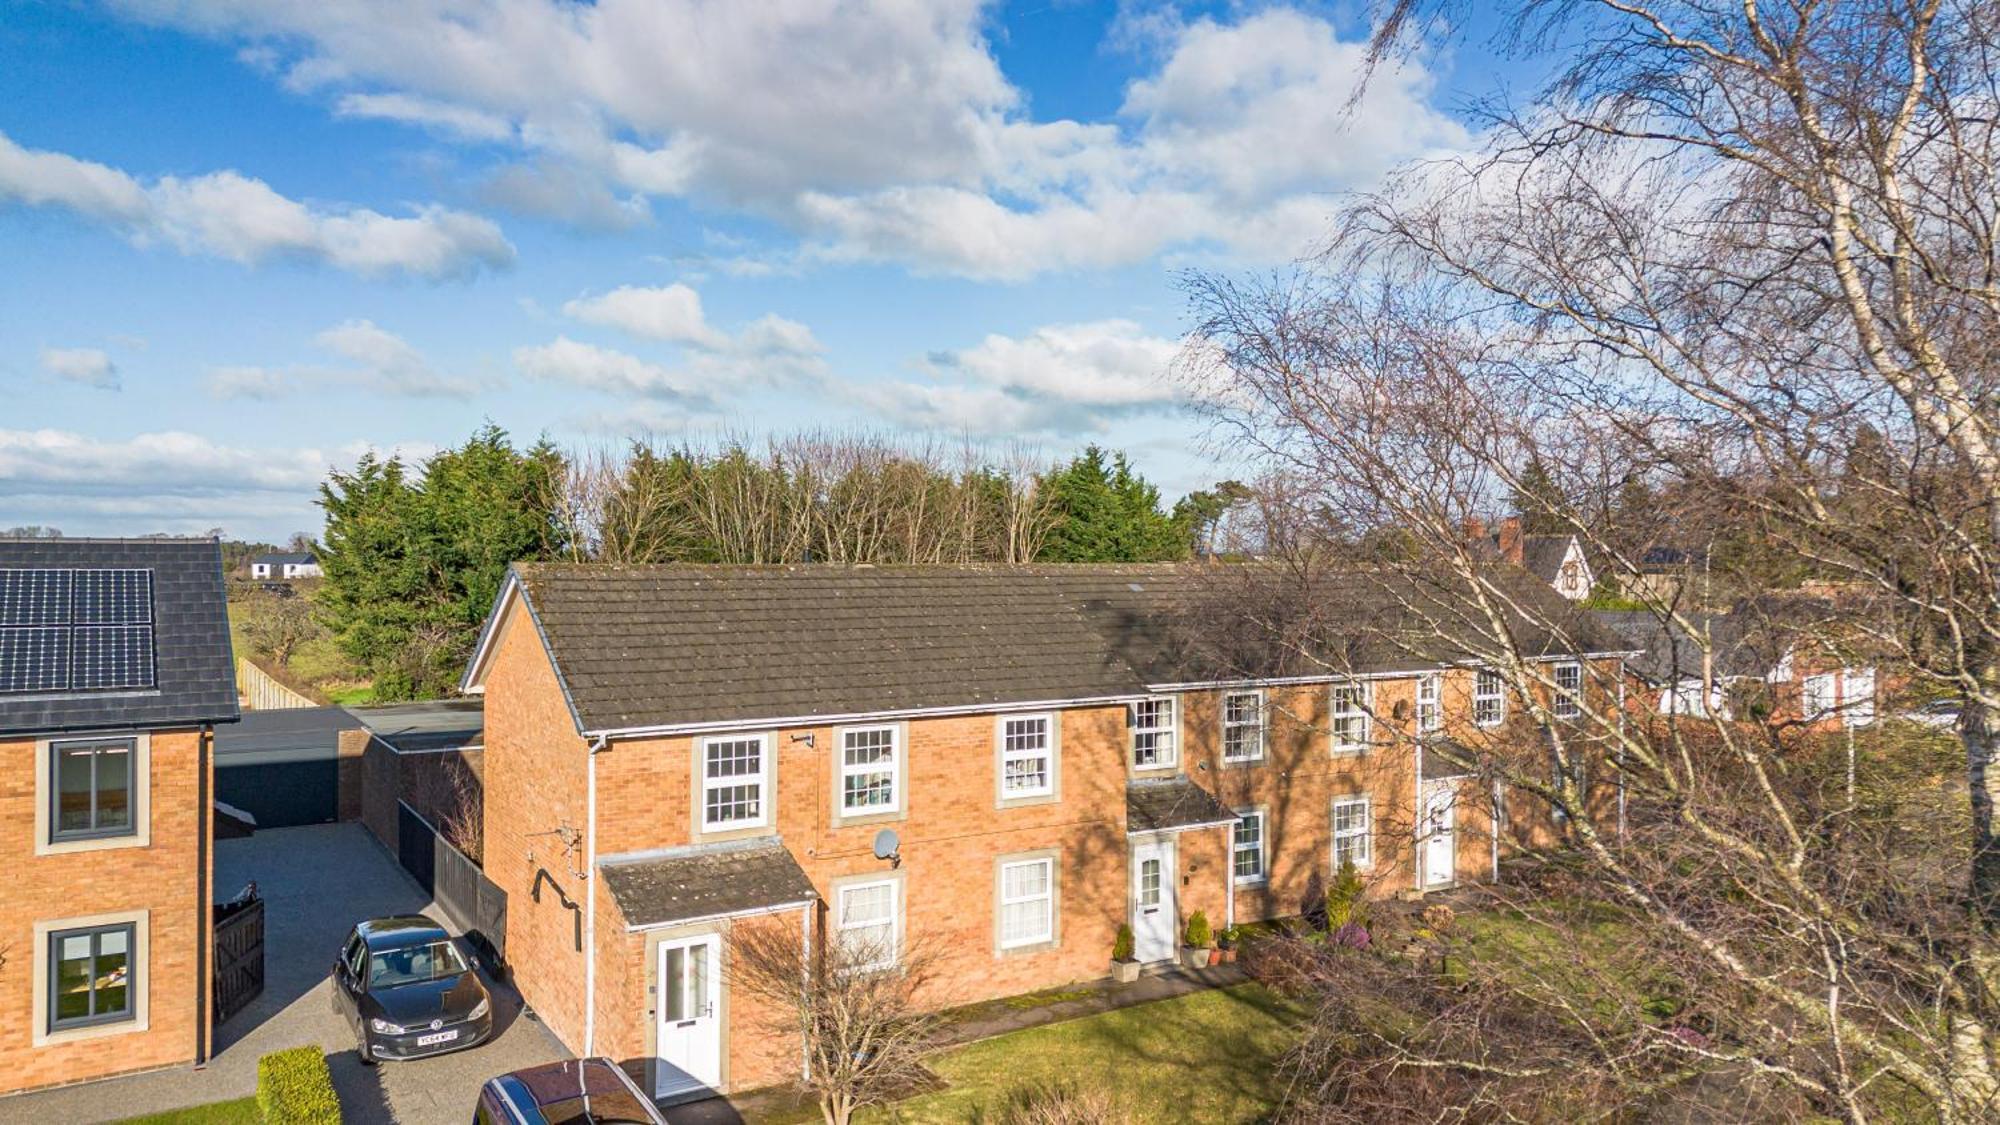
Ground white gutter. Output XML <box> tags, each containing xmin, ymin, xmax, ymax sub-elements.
<box><xmin>1145</xmin><ymin>652</ymin><xmax>1643</xmax><ymax>694</ymax></box>
<box><xmin>584</xmin><ymin>694</ymin><xmax>1147</xmax><ymax>740</ymax></box>
<box><xmin>583</xmin><ymin>733</ymin><xmax>606</xmax><ymax>1056</ymax></box>
<box><xmin>622</xmin><ymin>899</ymin><xmax>819</xmax><ymax>934</ymax></box>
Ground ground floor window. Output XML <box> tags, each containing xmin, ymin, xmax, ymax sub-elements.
<box><xmin>1332</xmin><ymin>797</ymin><xmax>1372</xmax><ymax>869</ymax></box>
<box><xmin>1233</xmin><ymin>810</ymin><xmax>1266</xmax><ymax>883</ymax></box>
<box><xmin>49</xmin><ymin>922</ymin><xmax>134</xmax><ymax>1031</ymax></box>
<box><xmin>836</xmin><ymin>879</ymin><xmax>900</xmax><ymax>971</ymax></box>
<box><xmin>999</xmin><ymin>858</ymin><xmax>1055</xmax><ymax>949</ymax></box>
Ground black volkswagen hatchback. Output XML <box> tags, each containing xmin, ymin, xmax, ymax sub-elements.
<box><xmin>332</xmin><ymin>915</ymin><xmax>493</xmax><ymax>1063</ymax></box>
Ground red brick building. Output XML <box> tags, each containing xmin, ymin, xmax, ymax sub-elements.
<box><xmin>463</xmin><ymin>563</ymin><xmax>1628</xmax><ymax>1101</ymax></box>
<box><xmin>0</xmin><ymin>539</ymin><xmax>239</xmax><ymax>1096</ymax></box>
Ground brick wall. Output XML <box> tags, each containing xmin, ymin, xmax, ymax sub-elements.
<box><xmin>0</xmin><ymin>728</ymin><xmax>206</xmax><ymax>1094</ymax></box>
<box><xmin>357</xmin><ymin>729</ymin><xmax>484</xmax><ymax>863</ymax></box>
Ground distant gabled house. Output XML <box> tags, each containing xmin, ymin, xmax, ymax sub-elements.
<box><xmin>0</xmin><ymin>538</ymin><xmax>239</xmax><ymax>1095</ymax></box>
<box><xmin>248</xmin><ymin>552</ymin><xmax>320</xmax><ymax>581</ymax></box>
<box><xmin>1485</xmin><ymin>517</ymin><xmax>1594</xmax><ymax>601</ymax></box>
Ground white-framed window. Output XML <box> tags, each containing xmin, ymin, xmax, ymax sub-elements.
<box><xmin>1842</xmin><ymin>667</ymin><xmax>1877</xmax><ymax>727</ymax></box>
<box><xmin>1554</xmin><ymin>662</ymin><xmax>1582</xmax><ymax>719</ymax></box>
<box><xmin>1232</xmin><ymin>810</ymin><xmax>1266</xmax><ymax>884</ymax></box>
<box><xmin>1474</xmin><ymin>669</ymin><xmax>1506</xmax><ymax>728</ymax></box>
<box><xmin>1802</xmin><ymin>673</ymin><xmax>1836</xmax><ymax>722</ymax></box>
<box><xmin>839</xmin><ymin>725</ymin><xmax>899</xmax><ymax>815</ymax></box>
<box><xmin>999</xmin><ymin>714</ymin><xmax>1054</xmax><ymax>798</ymax></box>
<box><xmin>1330</xmin><ymin>682</ymin><xmax>1370</xmax><ymax>753</ymax></box>
<box><xmin>1132</xmin><ymin>696</ymin><xmax>1178</xmax><ymax>769</ymax></box>
<box><xmin>835</xmin><ymin>879</ymin><xmax>900</xmax><ymax>971</ymax></box>
<box><xmin>1222</xmin><ymin>691</ymin><xmax>1265</xmax><ymax>762</ymax></box>
<box><xmin>998</xmin><ymin>858</ymin><xmax>1055</xmax><ymax>949</ymax></box>
<box><xmin>700</xmin><ymin>734</ymin><xmax>770</xmax><ymax>831</ymax></box>
<box><xmin>1416</xmin><ymin>674</ymin><xmax>1442</xmax><ymax>735</ymax></box>
<box><xmin>1332</xmin><ymin>796</ymin><xmax>1372</xmax><ymax>869</ymax></box>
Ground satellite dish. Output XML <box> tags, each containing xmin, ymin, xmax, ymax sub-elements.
<box><xmin>872</xmin><ymin>828</ymin><xmax>901</xmax><ymax>865</ymax></box>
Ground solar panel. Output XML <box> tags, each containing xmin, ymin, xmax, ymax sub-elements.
<box><xmin>0</xmin><ymin>568</ymin><xmax>156</xmax><ymax>695</ymax></box>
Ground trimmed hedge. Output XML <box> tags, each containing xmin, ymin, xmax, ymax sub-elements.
<box><xmin>256</xmin><ymin>1046</ymin><xmax>341</xmax><ymax>1125</ymax></box>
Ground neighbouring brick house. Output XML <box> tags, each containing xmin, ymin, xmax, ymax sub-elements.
<box><xmin>462</xmin><ymin>563</ymin><xmax>1632</xmax><ymax>1102</ymax></box>
<box><xmin>0</xmin><ymin>538</ymin><xmax>238</xmax><ymax>1096</ymax></box>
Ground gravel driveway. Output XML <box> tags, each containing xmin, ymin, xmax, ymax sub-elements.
<box><xmin>1</xmin><ymin>822</ymin><xmax>568</xmax><ymax>1124</ymax></box>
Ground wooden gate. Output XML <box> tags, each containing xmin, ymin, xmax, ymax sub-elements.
<box><xmin>213</xmin><ymin>887</ymin><xmax>265</xmax><ymax>1025</ymax></box>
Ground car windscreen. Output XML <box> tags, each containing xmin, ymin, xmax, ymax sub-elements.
<box><xmin>367</xmin><ymin>939</ymin><xmax>469</xmax><ymax>989</ymax></box>
<box><xmin>537</xmin><ymin>1095</ymin><xmax>658</xmax><ymax>1125</ymax></box>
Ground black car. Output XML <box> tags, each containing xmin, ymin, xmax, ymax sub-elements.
<box><xmin>474</xmin><ymin>1057</ymin><xmax>669</xmax><ymax>1125</ymax></box>
<box><xmin>332</xmin><ymin>915</ymin><xmax>493</xmax><ymax>1063</ymax></box>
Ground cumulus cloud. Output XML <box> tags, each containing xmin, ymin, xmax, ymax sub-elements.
<box><xmin>207</xmin><ymin>320</ymin><xmax>485</xmax><ymax>399</ymax></box>
<box><xmin>0</xmin><ymin>129</ymin><xmax>515</xmax><ymax>279</ymax></box>
<box><xmin>562</xmin><ymin>284</ymin><xmax>727</xmax><ymax>348</ymax></box>
<box><xmin>528</xmin><ymin>284</ymin><xmax>828</xmax><ymax>398</ymax></box>
<box><xmin>513</xmin><ymin>337</ymin><xmax>707</xmax><ymax>400</ymax></box>
<box><xmin>39</xmin><ymin>346</ymin><xmax>121</xmax><ymax>391</ymax></box>
<box><xmin>103</xmin><ymin>2</ymin><xmax>1468</xmax><ymax>278</ymax></box>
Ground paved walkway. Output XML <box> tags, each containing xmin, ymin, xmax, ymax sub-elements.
<box><xmin>0</xmin><ymin>823</ymin><xmax>567</xmax><ymax>1125</ymax></box>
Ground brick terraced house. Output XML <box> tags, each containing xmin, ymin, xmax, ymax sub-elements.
<box><xmin>462</xmin><ymin>563</ymin><xmax>1631</xmax><ymax>1101</ymax></box>
<box><xmin>0</xmin><ymin>538</ymin><xmax>239</xmax><ymax>1096</ymax></box>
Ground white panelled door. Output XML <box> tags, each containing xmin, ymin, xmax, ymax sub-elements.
<box><xmin>655</xmin><ymin>933</ymin><xmax>722</xmax><ymax>1100</ymax></box>
<box><xmin>1423</xmin><ymin>784</ymin><xmax>1457</xmax><ymax>887</ymax></box>
<box><xmin>1130</xmin><ymin>838</ymin><xmax>1177</xmax><ymax>962</ymax></box>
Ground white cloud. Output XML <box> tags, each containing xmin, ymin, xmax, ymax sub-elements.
<box><xmin>207</xmin><ymin>320</ymin><xmax>484</xmax><ymax>399</ymax></box>
<box><xmin>103</xmin><ymin>2</ymin><xmax>1468</xmax><ymax>278</ymax></box>
<box><xmin>563</xmin><ymin>284</ymin><xmax>727</xmax><ymax>348</ymax></box>
<box><xmin>0</xmin><ymin>129</ymin><xmax>515</xmax><ymax>279</ymax></box>
<box><xmin>38</xmin><ymin>346</ymin><xmax>121</xmax><ymax>391</ymax></box>
<box><xmin>513</xmin><ymin>337</ymin><xmax>706</xmax><ymax>400</ymax></box>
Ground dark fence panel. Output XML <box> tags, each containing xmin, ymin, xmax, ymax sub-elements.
<box><xmin>217</xmin><ymin>759</ymin><xmax>338</xmax><ymax>829</ymax></box>
<box><xmin>213</xmin><ymin>890</ymin><xmax>265</xmax><ymax>1025</ymax></box>
<box><xmin>396</xmin><ymin>801</ymin><xmax>506</xmax><ymax>966</ymax></box>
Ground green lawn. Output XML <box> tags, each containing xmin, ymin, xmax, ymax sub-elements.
<box><xmin>865</xmin><ymin>983</ymin><xmax>1301</xmax><ymax>1124</ymax></box>
<box><xmin>113</xmin><ymin>1096</ymin><xmax>262</xmax><ymax>1125</ymax></box>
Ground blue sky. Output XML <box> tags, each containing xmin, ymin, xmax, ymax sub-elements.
<box><xmin>0</xmin><ymin>1</ymin><xmax>1512</xmax><ymax>542</ymax></box>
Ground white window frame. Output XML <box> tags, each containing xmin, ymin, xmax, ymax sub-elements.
<box><xmin>1474</xmin><ymin>669</ymin><xmax>1506</xmax><ymax>728</ymax></box>
<box><xmin>1416</xmin><ymin>674</ymin><xmax>1442</xmax><ymax>736</ymax></box>
<box><xmin>834</xmin><ymin>878</ymin><xmax>901</xmax><ymax>972</ymax></box>
<box><xmin>1221</xmin><ymin>690</ymin><xmax>1265</xmax><ymax>763</ymax></box>
<box><xmin>997</xmin><ymin>857</ymin><xmax>1056</xmax><ymax>950</ymax></box>
<box><xmin>1554</xmin><ymin>662</ymin><xmax>1583</xmax><ymax>719</ymax></box>
<box><xmin>1332</xmin><ymin>796</ymin><xmax>1372</xmax><ymax>870</ymax></box>
<box><xmin>1330</xmin><ymin>681</ymin><xmax>1371</xmax><ymax>754</ymax></box>
<box><xmin>1802</xmin><ymin>672</ymin><xmax>1836</xmax><ymax>722</ymax></box>
<box><xmin>1131</xmin><ymin>696</ymin><xmax>1179</xmax><ymax>770</ymax></box>
<box><xmin>836</xmin><ymin>724</ymin><xmax>901</xmax><ymax>817</ymax></box>
<box><xmin>699</xmin><ymin>733</ymin><xmax>772</xmax><ymax>832</ymax></box>
<box><xmin>1842</xmin><ymin>667</ymin><xmax>1877</xmax><ymax>727</ymax></box>
<box><xmin>998</xmin><ymin>714</ymin><xmax>1055</xmax><ymax>800</ymax></box>
<box><xmin>1232</xmin><ymin>809</ymin><xmax>1267</xmax><ymax>885</ymax></box>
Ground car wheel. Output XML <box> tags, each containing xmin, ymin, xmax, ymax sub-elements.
<box><xmin>358</xmin><ymin>1035</ymin><xmax>377</xmax><ymax>1066</ymax></box>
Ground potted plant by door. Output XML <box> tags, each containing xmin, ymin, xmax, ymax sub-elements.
<box><xmin>1182</xmin><ymin>912</ymin><xmax>1214</xmax><ymax>970</ymax></box>
<box><xmin>1111</xmin><ymin>924</ymin><xmax>1142</xmax><ymax>983</ymax></box>
<box><xmin>1217</xmin><ymin>925</ymin><xmax>1241</xmax><ymax>964</ymax></box>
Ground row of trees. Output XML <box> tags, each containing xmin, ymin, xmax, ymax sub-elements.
<box><xmin>313</xmin><ymin>428</ymin><xmax>1237</xmax><ymax>698</ymax></box>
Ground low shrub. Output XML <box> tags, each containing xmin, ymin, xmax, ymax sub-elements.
<box><xmin>1111</xmin><ymin>923</ymin><xmax>1134</xmax><ymax>962</ymax></box>
<box><xmin>256</xmin><ymin>1046</ymin><xmax>340</xmax><ymax>1125</ymax></box>
<box><xmin>1183</xmin><ymin>911</ymin><xmax>1213</xmax><ymax>949</ymax></box>
<box><xmin>1326</xmin><ymin>860</ymin><xmax>1370</xmax><ymax>930</ymax></box>
<box><xmin>975</xmin><ymin>1081</ymin><xmax>1132</xmax><ymax>1124</ymax></box>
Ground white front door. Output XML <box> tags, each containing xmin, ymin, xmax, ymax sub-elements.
<box><xmin>1423</xmin><ymin>784</ymin><xmax>1457</xmax><ymax>887</ymax></box>
<box><xmin>655</xmin><ymin>934</ymin><xmax>722</xmax><ymax>1100</ymax></box>
<box><xmin>1130</xmin><ymin>838</ymin><xmax>1176</xmax><ymax>962</ymax></box>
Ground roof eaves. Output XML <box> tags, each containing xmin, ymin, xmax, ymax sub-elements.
<box><xmin>459</xmin><ymin>566</ymin><xmax>591</xmax><ymax>739</ymax></box>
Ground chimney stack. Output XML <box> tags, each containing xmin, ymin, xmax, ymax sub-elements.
<box><xmin>1497</xmin><ymin>516</ymin><xmax>1524</xmax><ymax>565</ymax></box>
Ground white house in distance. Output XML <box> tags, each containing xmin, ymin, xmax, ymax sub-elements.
<box><xmin>249</xmin><ymin>551</ymin><xmax>321</xmax><ymax>580</ymax></box>
<box><xmin>1487</xmin><ymin>517</ymin><xmax>1595</xmax><ymax>601</ymax></box>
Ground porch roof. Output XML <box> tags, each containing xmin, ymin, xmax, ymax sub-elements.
<box><xmin>1126</xmin><ymin>775</ymin><xmax>1237</xmax><ymax>835</ymax></box>
<box><xmin>598</xmin><ymin>837</ymin><xmax>817</xmax><ymax>930</ymax></box>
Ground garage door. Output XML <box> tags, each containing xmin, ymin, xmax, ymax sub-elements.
<box><xmin>217</xmin><ymin>759</ymin><xmax>339</xmax><ymax>829</ymax></box>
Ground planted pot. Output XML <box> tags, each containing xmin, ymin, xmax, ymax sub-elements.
<box><xmin>1207</xmin><ymin>948</ymin><xmax>1223</xmax><ymax>967</ymax></box>
<box><xmin>1219</xmin><ymin>947</ymin><xmax>1238</xmax><ymax>964</ymax></box>
<box><xmin>1182</xmin><ymin>946</ymin><xmax>1211</xmax><ymax>971</ymax></box>
<box><xmin>1111</xmin><ymin>958</ymin><xmax>1142</xmax><ymax>984</ymax></box>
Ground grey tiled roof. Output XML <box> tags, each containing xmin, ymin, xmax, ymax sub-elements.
<box><xmin>1421</xmin><ymin>739</ymin><xmax>1480</xmax><ymax>780</ymax></box>
<box><xmin>1519</xmin><ymin>536</ymin><xmax>1575</xmax><ymax>584</ymax></box>
<box><xmin>508</xmin><ymin>562</ymin><xmax>1634</xmax><ymax>734</ymax></box>
<box><xmin>598</xmin><ymin>838</ymin><xmax>817</xmax><ymax>928</ymax></box>
<box><xmin>253</xmin><ymin>552</ymin><xmax>316</xmax><ymax>566</ymax></box>
<box><xmin>1126</xmin><ymin>776</ymin><xmax>1237</xmax><ymax>834</ymax></box>
<box><xmin>0</xmin><ymin>537</ymin><xmax>239</xmax><ymax>735</ymax></box>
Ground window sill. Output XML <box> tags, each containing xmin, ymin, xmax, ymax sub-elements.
<box><xmin>1220</xmin><ymin>756</ymin><xmax>1265</xmax><ymax>769</ymax></box>
<box><xmin>830</xmin><ymin>807</ymin><xmax>906</xmax><ymax>831</ymax></box>
<box><xmin>996</xmin><ymin>791</ymin><xmax>1058</xmax><ymax>810</ymax></box>
<box><xmin>1329</xmin><ymin>746</ymin><xmax>1368</xmax><ymax>758</ymax></box>
<box><xmin>995</xmin><ymin>938</ymin><xmax>1059</xmax><ymax>959</ymax></box>
<box><xmin>36</xmin><ymin>831</ymin><xmax>147</xmax><ymax>857</ymax></box>
<box><xmin>34</xmin><ymin>1013</ymin><xmax>145</xmax><ymax>1048</ymax></box>
<box><xmin>1233</xmin><ymin>876</ymin><xmax>1268</xmax><ymax>888</ymax></box>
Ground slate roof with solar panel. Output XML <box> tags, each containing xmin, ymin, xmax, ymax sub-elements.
<box><xmin>0</xmin><ymin>539</ymin><xmax>238</xmax><ymax>736</ymax></box>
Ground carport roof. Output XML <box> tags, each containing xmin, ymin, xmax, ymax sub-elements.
<box><xmin>215</xmin><ymin>705</ymin><xmax>361</xmax><ymax>764</ymax></box>
<box><xmin>349</xmin><ymin>698</ymin><xmax>484</xmax><ymax>753</ymax></box>
<box><xmin>598</xmin><ymin>838</ymin><xmax>817</xmax><ymax>930</ymax></box>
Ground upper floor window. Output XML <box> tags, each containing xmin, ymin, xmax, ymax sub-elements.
<box><xmin>1554</xmin><ymin>662</ymin><xmax>1583</xmax><ymax>719</ymax></box>
<box><xmin>836</xmin><ymin>879</ymin><xmax>900</xmax><ymax>972</ymax></box>
<box><xmin>1416</xmin><ymin>675</ymin><xmax>1442</xmax><ymax>735</ymax></box>
<box><xmin>1802</xmin><ymin>673</ymin><xmax>1836</xmax><ymax>722</ymax></box>
<box><xmin>701</xmin><ymin>734</ymin><xmax>770</xmax><ymax>831</ymax></box>
<box><xmin>49</xmin><ymin>922</ymin><xmax>135</xmax><ymax>1032</ymax></box>
<box><xmin>999</xmin><ymin>858</ymin><xmax>1055</xmax><ymax>949</ymax></box>
<box><xmin>1842</xmin><ymin>667</ymin><xmax>1877</xmax><ymax>727</ymax></box>
<box><xmin>1132</xmin><ymin>697</ymin><xmax>1178</xmax><ymax>769</ymax></box>
<box><xmin>1474</xmin><ymin>670</ymin><xmax>1506</xmax><ymax>728</ymax></box>
<box><xmin>51</xmin><ymin>738</ymin><xmax>134</xmax><ymax>841</ymax></box>
<box><xmin>1233</xmin><ymin>810</ymin><xmax>1266</xmax><ymax>884</ymax></box>
<box><xmin>839</xmin><ymin>726</ymin><xmax>899</xmax><ymax>815</ymax></box>
<box><xmin>1222</xmin><ymin>691</ymin><xmax>1265</xmax><ymax>762</ymax></box>
<box><xmin>1330</xmin><ymin>682</ymin><xmax>1370</xmax><ymax>753</ymax></box>
<box><xmin>1000</xmin><ymin>715</ymin><xmax>1053</xmax><ymax>798</ymax></box>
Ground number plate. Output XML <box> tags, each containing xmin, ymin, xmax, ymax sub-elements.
<box><xmin>415</xmin><ymin>1029</ymin><xmax>459</xmax><ymax>1047</ymax></box>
